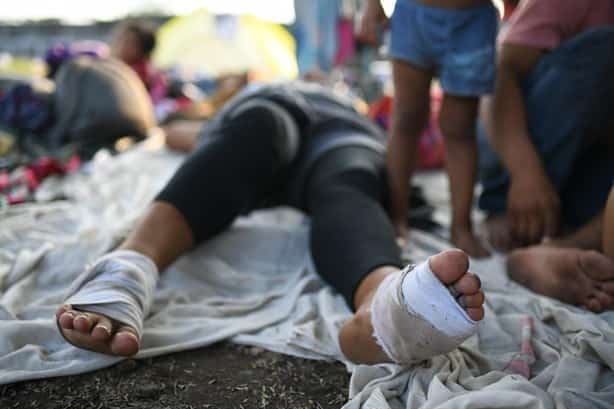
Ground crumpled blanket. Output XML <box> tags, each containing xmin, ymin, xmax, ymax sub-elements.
<box><xmin>1</xmin><ymin>145</ymin><xmax>613</xmax><ymax>409</ymax></box>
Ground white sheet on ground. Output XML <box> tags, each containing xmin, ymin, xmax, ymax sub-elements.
<box><xmin>1</xmin><ymin>146</ymin><xmax>614</xmax><ymax>409</ymax></box>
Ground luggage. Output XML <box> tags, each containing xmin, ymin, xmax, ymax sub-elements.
<box><xmin>46</xmin><ymin>56</ymin><xmax>155</xmax><ymax>157</ymax></box>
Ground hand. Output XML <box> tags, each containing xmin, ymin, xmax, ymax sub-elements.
<box><xmin>356</xmin><ymin>1</ymin><xmax>389</xmax><ymax>47</ymax></box>
<box><xmin>507</xmin><ymin>171</ymin><xmax>560</xmax><ymax>245</ymax></box>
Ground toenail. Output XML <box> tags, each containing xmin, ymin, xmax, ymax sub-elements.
<box><xmin>475</xmin><ymin>275</ymin><xmax>482</xmax><ymax>289</ymax></box>
<box><xmin>95</xmin><ymin>325</ymin><xmax>111</xmax><ymax>335</ymax></box>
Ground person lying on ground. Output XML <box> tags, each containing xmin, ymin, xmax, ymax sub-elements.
<box><xmin>357</xmin><ymin>0</ymin><xmax>498</xmax><ymax>258</ymax></box>
<box><xmin>507</xmin><ymin>184</ymin><xmax>614</xmax><ymax>313</ymax></box>
<box><xmin>54</xmin><ymin>81</ymin><xmax>485</xmax><ymax>365</ymax></box>
<box><xmin>478</xmin><ymin>0</ymin><xmax>614</xmax><ymax>250</ymax></box>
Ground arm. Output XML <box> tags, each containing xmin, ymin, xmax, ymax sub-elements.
<box><xmin>491</xmin><ymin>44</ymin><xmax>543</xmax><ymax>184</ymax></box>
<box><xmin>356</xmin><ymin>0</ymin><xmax>388</xmax><ymax>47</ymax></box>
<box><xmin>490</xmin><ymin>44</ymin><xmax>561</xmax><ymax>244</ymax></box>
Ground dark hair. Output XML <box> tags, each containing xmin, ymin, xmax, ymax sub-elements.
<box><xmin>116</xmin><ymin>20</ymin><xmax>157</xmax><ymax>57</ymax></box>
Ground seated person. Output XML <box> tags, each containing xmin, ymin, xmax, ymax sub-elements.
<box><xmin>507</xmin><ymin>184</ymin><xmax>614</xmax><ymax>313</ymax></box>
<box><xmin>55</xmin><ymin>81</ymin><xmax>485</xmax><ymax>365</ymax></box>
<box><xmin>112</xmin><ymin>20</ymin><xmax>168</xmax><ymax>105</ymax></box>
<box><xmin>478</xmin><ymin>0</ymin><xmax>614</xmax><ymax>250</ymax></box>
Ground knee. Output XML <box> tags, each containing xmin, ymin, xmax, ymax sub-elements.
<box><xmin>438</xmin><ymin>113</ymin><xmax>476</xmax><ymax>142</ymax></box>
<box><xmin>392</xmin><ymin>106</ymin><xmax>429</xmax><ymax>139</ymax></box>
<box><xmin>229</xmin><ymin>99</ymin><xmax>300</xmax><ymax>164</ymax></box>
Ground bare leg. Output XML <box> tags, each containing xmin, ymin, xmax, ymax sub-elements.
<box><xmin>387</xmin><ymin>60</ymin><xmax>432</xmax><ymax>242</ymax></box>
<box><xmin>339</xmin><ymin>249</ymin><xmax>484</xmax><ymax>364</ymax></box>
<box><xmin>439</xmin><ymin>95</ymin><xmax>489</xmax><ymax>258</ymax></box>
<box><xmin>56</xmin><ymin>202</ymin><xmax>194</xmax><ymax>356</ymax></box>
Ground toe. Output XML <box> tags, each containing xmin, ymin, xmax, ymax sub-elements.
<box><xmin>461</xmin><ymin>291</ymin><xmax>485</xmax><ymax>308</ymax></box>
<box><xmin>111</xmin><ymin>326</ymin><xmax>140</xmax><ymax>356</ymax></box>
<box><xmin>58</xmin><ymin>311</ymin><xmax>76</xmax><ymax>330</ymax></box>
<box><xmin>429</xmin><ymin>249</ymin><xmax>470</xmax><ymax>284</ymax></box>
<box><xmin>596</xmin><ymin>281</ymin><xmax>614</xmax><ymax>297</ymax></box>
<box><xmin>55</xmin><ymin>304</ymin><xmax>71</xmax><ymax>320</ymax></box>
<box><xmin>73</xmin><ymin>313</ymin><xmax>96</xmax><ymax>333</ymax></box>
<box><xmin>453</xmin><ymin>273</ymin><xmax>481</xmax><ymax>295</ymax></box>
<box><xmin>579</xmin><ymin>251</ymin><xmax>614</xmax><ymax>281</ymax></box>
<box><xmin>466</xmin><ymin>307</ymin><xmax>484</xmax><ymax>321</ymax></box>
<box><xmin>91</xmin><ymin>316</ymin><xmax>113</xmax><ymax>341</ymax></box>
<box><xmin>591</xmin><ymin>289</ymin><xmax>613</xmax><ymax>309</ymax></box>
<box><xmin>585</xmin><ymin>297</ymin><xmax>603</xmax><ymax>313</ymax></box>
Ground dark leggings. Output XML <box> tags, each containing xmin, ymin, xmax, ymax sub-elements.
<box><xmin>156</xmin><ymin>105</ymin><xmax>403</xmax><ymax>308</ymax></box>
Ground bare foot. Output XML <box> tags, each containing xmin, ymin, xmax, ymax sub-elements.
<box><xmin>485</xmin><ymin>214</ymin><xmax>513</xmax><ymax>252</ymax></box>
<box><xmin>339</xmin><ymin>249</ymin><xmax>485</xmax><ymax>364</ymax></box>
<box><xmin>451</xmin><ymin>228</ymin><xmax>490</xmax><ymax>259</ymax></box>
<box><xmin>507</xmin><ymin>246</ymin><xmax>614</xmax><ymax>312</ymax></box>
<box><xmin>428</xmin><ymin>249</ymin><xmax>486</xmax><ymax>320</ymax></box>
<box><xmin>56</xmin><ymin>304</ymin><xmax>140</xmax><ymax>356</ymax></box>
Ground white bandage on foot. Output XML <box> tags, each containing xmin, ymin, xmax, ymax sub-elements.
<box><xmin>63</xmin><ymin>250</ymin><xmax>159</xmax><ymax>339</ymax></box>
<box><xmin>371</xmin><ymin>259</ymin><xmax>477</xmax><ymax>365</ymax></box>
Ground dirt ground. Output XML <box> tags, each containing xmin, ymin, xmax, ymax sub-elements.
<box><xmin>1</xmin><ymin>342</ymin><xmax>349</xmax><ymax>409</ymax></box>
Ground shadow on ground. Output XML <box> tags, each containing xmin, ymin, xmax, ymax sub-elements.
<box><xmin>1</xmin><ymin>342</ymin><xmax>349</xmax><ymax>409</ymax></box>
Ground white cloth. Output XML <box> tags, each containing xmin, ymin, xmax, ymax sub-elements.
<box><xmin>2</xmin><ymin>146</ymin><xmax>614</xmax><ymax>409</ymax></box>
<box><xmin>63</xmin><ymin>250</ymin><xmax>159</xmax><ymax>339</ymax></box>
<box><xmin>371</xmin><ymin>261</ymin><xmax>477</xmax><ymax>365</ymax></box>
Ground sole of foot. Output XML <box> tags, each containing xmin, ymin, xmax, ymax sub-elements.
<box><xmin>507</xmin><ymin>246</ymin><xmax>614</xmax><ymax>312</ymax></box>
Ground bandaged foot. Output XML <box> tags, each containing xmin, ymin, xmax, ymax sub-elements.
<box><xmin>55</xmin><ymin>250</ymin><xmax>158</xmax><ymax>356</ymax></box>
<box><xmin>371</xmin><ymin>249</ymin><xmax>483</xmax><ymax>365</ymax></box>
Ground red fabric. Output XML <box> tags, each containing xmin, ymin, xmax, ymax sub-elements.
<box><xmin>334</xmin><ymin>18</ymin><xmax>356</xmax><ymax>66</ymax></box>
<box><xmin>129</xmin><ymin>60</ymin><xmax>168</xmax><ymax>104</ymax></box>
<box><xmin>368</xmin><ymin>86</ymin><xmax>446</xmax><ymax>170</ymax></box>
<box><xmin>0</xmin><ymin>155</ymin><xmax>81</xmax><ymax>206</ymax></box>
<box><xmin>501</xmin><ymin>0</ymin><xmax>614</xmax><ymax>50</ymax></box>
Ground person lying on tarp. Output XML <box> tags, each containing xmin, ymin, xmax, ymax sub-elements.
<box><xmin>55</xmin><ymin>81</ymin><xmax>486</xmax><ymax>366</ymax></box>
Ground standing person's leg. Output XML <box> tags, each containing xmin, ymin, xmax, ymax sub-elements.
<box><xmin>292</xmin><ymin>0</ymin><xmax>320</xmax><ymax>75</ymax></box>
<box><xmin>435</xmin><ymin>3</ymin><xmax>497</xmax><ymax>257</ymax></box>
<box><xmin>438</xmin><ymin>95</ymin><xmax>489</xmax><ymax>257</ymax></box>
<box><xmin>316</xmin><ymin>0</ymin><xmax>340</xmax><ymax>73</ymax></box>
<box><xmin>305</xmin><ymin>147</ymin><xmax>485</xmax><ymax>364</ymax></box>
<box><xmin>386</xmin><ymin>0</ymin><xmax>436</xmax><ymax>242</ymax></box>
<box><xmin>56</xmin><ymin>102</ymin><xmax>299</xmax><ymax>356</ymax></box>
<box><xmin>387</xmin><ymin>60</ymin><xmax>432</xmax><ymax>242</ymax></box>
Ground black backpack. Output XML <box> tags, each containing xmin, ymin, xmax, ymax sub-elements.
<box><xmin>45</xmin><ymin>56</ymin><xmax>155</xmax><ymax>158</ymax></box>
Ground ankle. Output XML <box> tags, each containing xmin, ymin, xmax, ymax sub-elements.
<box><xmin>339</xmin><ymin>309</ymin><xmax>391</xmax><ymax>364</ymax></box>
<box><xmin>353</xmin><ymin>266</ymin><xmax>400</xmax><ymax>310</ymax></box>
<box><xmin>451</xmin><ymin>224</ymin><xmax>474</xmax><ymax>237</ymax></box>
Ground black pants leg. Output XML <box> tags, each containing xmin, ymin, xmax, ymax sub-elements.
<box><xmin>156</xmin><ymin>106</ymin><xmax>403</xmax><ymax>309</ymax></box>
<box><xmin>306</xmin><ymin>147</ymin><xmax>403</xmax><ymax>309</ymax></box>
<box><xmin>156</xmin><ymin>105</ymin><xmax>287</xmax><ymax>243</ymax></box>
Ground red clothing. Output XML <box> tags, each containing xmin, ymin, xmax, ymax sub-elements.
<box><xmin>501</xmin><ymin>0</ymin><xmax>614</xmax><ymax>50</ymax></box>
<box><xmin>129</xmin><ymin>60</ymin><xmax>168</xmax><ymax>104</ymax></box>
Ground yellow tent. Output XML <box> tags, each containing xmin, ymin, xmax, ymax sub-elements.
<box><xmin>153</xmin><ymin>9</ymin><xmax>298</xmax><ymax>79</ymax></box>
